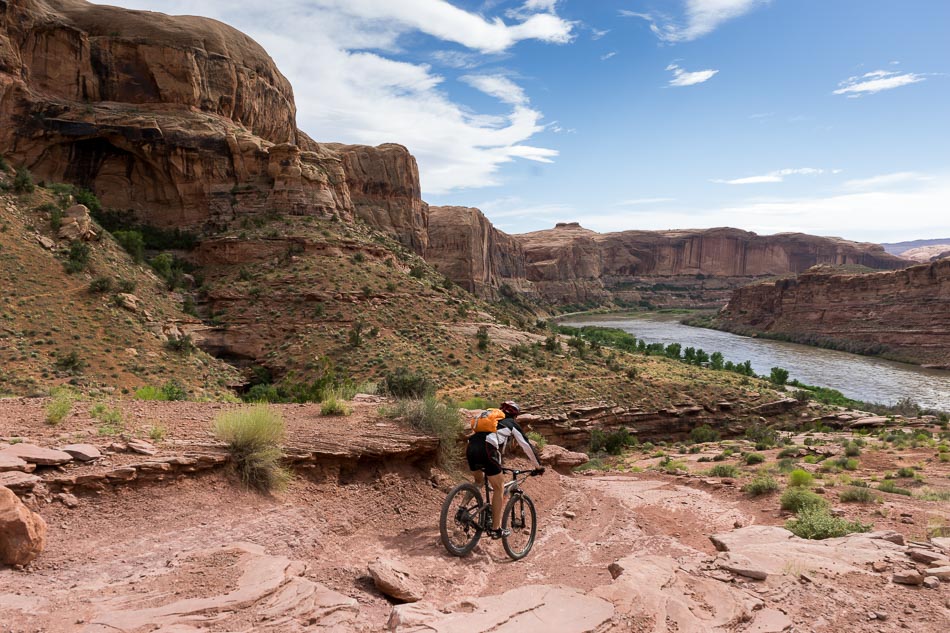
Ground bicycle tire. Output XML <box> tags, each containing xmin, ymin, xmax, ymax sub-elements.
<box><xmin>501</xmin><ymin>492</ymin><xmax>537</xmax><ymax>560</ymax></box>
<box><xmin>439</xmin><ymin>482</ymin><xmax>484</xmax><ymax>556</ymax></box>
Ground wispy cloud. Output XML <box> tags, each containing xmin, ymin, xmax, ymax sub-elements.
<box><xmin>591</xmin><ymin>27</ymin><xmax>610</xmax><ymax>40</ymax></box>
<box><xmin>601</xmin><ymin>51</ymin><xmax>617</xmax><ymax>61</ymax></box>
<box><xmin>834</xmin><ymin>69</ymin><xmax>927</xmax><ymax>97</ymax></box>
<box><xmin>844</xmin><ymin>172</ymin><xmax>933</xmax><ymax>190</ymax></box>
<box><xmin>666</xmin><ymin>63</ymin><xmax>718</xmax><ymax>87</ymax></box>
<box><xmin>712</xmin><ymin>168</ymin><xmax>833</xmax><ymax>185</ymax></box>
<box><xmin>107</xmin><ymin>0</ymin><xmax>573</xmax><ymax>194</ymax></box>
<box><xmin>462</xmin><ymin>74</ymin><xmax>528</xmax><ymax>105</ymax></box>
<box><xmin>621</xmin><ymin>0</ymin><xmax>768</xmax><ymax>43</ymax></box>
<box><xmin>614</xmin><ymin>197</ymin><xmax>676</xmax><ymax>206</ymax></box>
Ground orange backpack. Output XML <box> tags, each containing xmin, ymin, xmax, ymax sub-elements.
<box><xmin>470</xmin><ymin>408</ymin><xmax>505</xmax><ymax>434</ymax></box>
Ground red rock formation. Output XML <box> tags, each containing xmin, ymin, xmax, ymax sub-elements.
<box><xmin>427</xmin><ymin>206</ymin><xmax>534</xmax><ymax>298</ymax></box>
<box><xmin>0</xmin><ymin>0</ymin><xmax>425</xmax><ymax>240</ymax></box>
<box><xmin>717</xmin><ymin>259</ymin><xmax>950</xmax><ymax>367</ymax></box>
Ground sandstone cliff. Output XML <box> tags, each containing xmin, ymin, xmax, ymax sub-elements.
<box><xmin>716</xmin><ymin>260</ymin><xmax>950</xmax><ymax>367</ymax></box>
<box><xmin>0</xmin><ymin>0</ymin><xmax>424</xmax><ymax>241</ymax></box>
<box><xmin>426</xmin><ymin>214</ymin><xmax>909</xmax><ymax>307</ymax></box>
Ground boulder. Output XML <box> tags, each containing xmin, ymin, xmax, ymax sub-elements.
<box><xmin>931</xmin><ymin>537</ymin><xmax>950</xmax><ymax>552</ymax></box>
<box><xmin>368</xmin><ymin>557</ymin><xmax>424</xmax><ymax>603</ymax></box>
<box><xmin>60</xmin><ymin>444</ymin><xmax>101</xmax><ymax>462</ymax></box>
<box><xmin>716</xmin><ymin>553</ymin><xmax>768</xmax><ymax>580</ymax></box>
<box><xmin>540</xmin><ymin>444</ymin><xmax>589</xmax><ymax>471</ymax></box>
<box><xmin>126</xmin><ymin>439</ymin><xmax>157</xmax><ymax>456</ymax></box>
<box><xmin>0</xmin><ymin>443</ymin><xmax>73</xmax><ymax>466</ymax></box>
<box><xmin>924</xmin><ymin>566</ymin><xmax>950</xmax><ymax>581</ymax></box>
<box><xmin>57</xmin><ymin>205</ymin><xmax>97</xmax><ymax>241</ymax></box>
<box><xmin>907</xmin><ymin>548</ymin><xmax>949</xmax><ymax>566</ymax></box>
<box><xmin>892</xmin><ymin>571</ymin><xmax>924</xmax><ymax>586</ymax></box>
<box><xmin>0</xmin><ymin>486</ymin><xmax>48</xmax><ymax>566</ymax></box>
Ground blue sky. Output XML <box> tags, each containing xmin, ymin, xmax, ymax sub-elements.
<box><xmin>103</xmin><ymin>1</ymin><xmax>949</xmax><ymax>242</ymax></box>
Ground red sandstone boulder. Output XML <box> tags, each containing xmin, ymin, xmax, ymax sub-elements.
<box><xmin>541</xmin><ymin>444</ymin><xmax>589</xmax><ymax>471</ymax></box>
<box><xmin>0</xmin><ymin>485</ymin><xmax>48</xmax><ymax>566</ymax></box>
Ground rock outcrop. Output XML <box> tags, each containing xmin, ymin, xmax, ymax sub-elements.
<box><xmin>0</xmin><ymin>0</ymin><xmax>426</xmax><ymax>242</ymax></box>
<box><xmin>716</xmin><ymin>259</ymin><xmax>950</xmax><ymax>367</ymax></box>
<box><xmin>427</xmin><ymin>205</ymin><xmax>534</xmax><ymax>298</ymax></box>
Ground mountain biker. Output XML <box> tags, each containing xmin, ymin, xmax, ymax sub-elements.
<box><xmin>466</xmin><ymin>400</ymin><xmax>544</xmax><ymax>539</ymax></box>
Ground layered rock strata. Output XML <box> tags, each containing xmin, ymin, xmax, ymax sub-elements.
<box><xmin>0</xmin><ymin>0</ymin><xmax>422</xmax><ymax>239</ymax></box>
<box><xmin>716</xmin><ymin>259</ymin><xmax>950</xmax><ymax>367</ymax></box>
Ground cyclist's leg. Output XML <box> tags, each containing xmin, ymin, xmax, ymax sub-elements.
<box><xmin>487</xmin><ymin>472</ymin><xmax>504</xmax><ymax>530</ymax></box>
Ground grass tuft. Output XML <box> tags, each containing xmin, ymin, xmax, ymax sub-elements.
<box><xmin>707</xmin><ymin>464</ymin><xmax>739</xmax><ymax>478</ymax></box>
<box><xmin>381</xmin><ymin>396</ymin><xmax>462</xmax><ymax>470</ymax></box>
<box><xmin>320</xmin><ymin>390</ymin><xmax>352</xmax><ymax>416</ymax></box>
<box><xmin>743</xmin><ymin>474</ymin><xmax>780</xmax><ymax>496</ymax></box>
<box><xmin>788</xmin><ymin>468</ymin><xmax>814</xmax><ymax>488</ymax></box>
<box><xmin>45</xmin><ymin>387</ymin><xmax>75</xmax><ymax>425</ymax></box>
<box><xmin>839</xmin><ymin>486</ymin><xmax>877</xmax><ymax>503</ymax></box>
<box><xmin>785</xmin><ymin>506</ymin><xmax>871</xmax><ymax>540</ymax></box>
<box><xmin>214</xmin><ymin>406</ymin><xmax>290</xmax><ymax>492</ymax></box>
<box><xmin>780</xmin><ymin>487</ymin><xmax>828</xmax><ymax>512</ymax></box>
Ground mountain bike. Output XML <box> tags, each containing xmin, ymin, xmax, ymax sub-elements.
<box><xmin>439</xmin><ymin>467</ymin><xmax>541</xmax><ymax>560</ymax></box>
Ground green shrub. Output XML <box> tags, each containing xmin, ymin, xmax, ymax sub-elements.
<box><xmin>214</xmin><ymin>406</ymin><xmax>290</xmax><ymax>491</ymax></box>
<box><xmin>45</xmin><ymin>387</ymin><xmax>75</xmax><ymax>424</ymax></box>
<box><xmin>745</xmin><ymin>453</ymin><xmax>766</xmax><ymax>465</ymax></box>
<box><xmin>64</xmin><ymin>240</ymin><xmax>90</xmax><ymax>273</ymax></box>
<box><xmin>13</xmin><ymin>168</ymin><xmax>34</xmax><ymax>193</ymax></box>
<box><xmin>54</xmin><ymin>350</ymin><xmax>85</xmax><ymax>374</ymax></box>
<box><xmin>708</xmin><ymin>464</ymin><xmax>739</xmax><ymax>478</ymax></box>
<box><xmin>745</xmin><ymin>423</ymin><xmax>779</xmax><ymax>448</ymax></box>
<box><xmin>89</xmin><ymin>276</ymin><xmax>113</xmax><ymax>293</ymax></box>
<box><xmin>896</xmin><ymin>467</ymin><xmax>915</xmax><ymax>478</ymax></box>
<box><xmin>778</xmin><ymin>447</ymin><xmax>800</xmax><ymax>458</ymax></box>
<box><xmin>780</xmin><ymin>487</ymin><xmax>828</xmax><ymax>512</ymax></box>
<box><xmin>743</xmin><ymin>474</ymin><xmax>780</xmax><ymax>496</ymax></box>
<box><xmin>877</xmin><ymin>480</ymin><xmax>912</xmax><ymax>496</ymax></box>
<box><xmin>459</xmin><ymin>396</ymin><xmax>490</xmax><ymax>410</ymax></box>
<box><xmin>73</xmin><ymin>188</ymin><xmax>101</xmax><ymax>214</ymax></box>
<box><xmin>134</xmin><ymin>385</ymin><xmax>164</xmax><ymax>400</ymax></box>
<box><xmin>785</xmin><ymin>506</ymin><xmax>871</xmax><ymax>540</ymax></box>
<box><xmin>91</xmin><ymin>404</ymin><xmax>124</xmax><ymax>435</ymax></box>
<box><xmin>690</xmin><ymin>424</ymin><xmax>720</xmax><ymax>443</ymax></box>
<box><xmin>383</xmin><ymin>367</ymin><xmax>434</xmax><ymax>399</ymax></box>
<box><xmin>160</xmin><ymin>380</ymin><xmax>187</xmax><ymax>401</ymax></box>
<box><xmin>113</xmin><ymin>230</ymin><xmax>145</xmax><ymax>263</ymax></box>
<box><xmin>844</xmin><ymin>442</ymin><xmax>862</xmax><ymax>457</ymax></box>
<box><xmin>839</xmin><ymin>487</ymin><xmax>877</xmax><ymax>503</ymax></box>
<box><xmin>916</xmin><ymin>489</ymin><xmax>950</xmax><ymax>502</ymax></box>
<box><xmin>605</xmin><ymin>428</ymin><xmax>636</xmax><ymax>455</ymax></box>
<box><xmin>769</xmin><ymin>367</ymin><xmax>789</xmax><ymax>386</ymax></box>
<box><xmin>148</xmin><ymin>424</ymin><xmax>166</xmax><ymax>442</ymax></box>
<box><xmin>527</xmin><ymin>431</ymin><xmax>547</xmax><ymax>449</ymax></box>
<box><xmin>777</xmin><ymin>458</ymin><xmax>797</xmax><ymax>472</ymax></box>
<box><xmin>320</xmin><ymin>391</ymin><xmax>351</xmax><ymax>416</ymax></box>
<box><xmin>117</xmin><ymin>278</ymin><xmax>136</xmax><ymax>293</ymax></box>
<box><xmin>381</xmin><ymin>396</ymin><xmax>461</xmax><ymax>469</ymax></box>
<box><xmin>166</xmin><ymin>335</ymin><xmax>195</xmax><ymax>354</ymax></box>
<box><xmin>788</xmin><ymin>469</ymin><xmax>814</xmax><ymax>487</ymax></box>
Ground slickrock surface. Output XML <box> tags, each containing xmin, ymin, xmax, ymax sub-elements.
<box><xmin>716</xmin><ymin>258</ymin><xmax>950</xmax><ymax>367</ymax></box>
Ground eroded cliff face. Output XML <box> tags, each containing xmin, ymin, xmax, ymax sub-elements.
<box><xmin>717</xmin><ymin>260</ymin><xmax>950</xmax><ymax>367</ymax></box>
<box><xmin>427</xmin><ymin>205</ymin><xmax>534</xmax><ymax>298</ymax></box>
<box><xmin>426</xmin><ymin>216</ymin><xmax>910</xmax><ymax>307</ymax></box>
<box><xmin>0</xmin><ymin>0</ymin><xmax>424</xmax><ymax>237</ymax></box>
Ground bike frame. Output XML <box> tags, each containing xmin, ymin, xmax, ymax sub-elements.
<box><xmin>478</xmin><ymin>467</ymin><xmax>532</xmax><ymax>529</ymax></box>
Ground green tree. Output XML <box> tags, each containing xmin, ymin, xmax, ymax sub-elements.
<box><xmin>665</xmin><ymin>343</ymin><xmax>682</xmax><ymax>359</ymax></box>
<box><xmin>710</xmin><ymin>352</ymin><xmax>724</xmax><ymax>370</ymax></box>
<box><xmin>770</xmin><ymin>367</ymin><xmax>790</xmax><ymax>386</ymax></box>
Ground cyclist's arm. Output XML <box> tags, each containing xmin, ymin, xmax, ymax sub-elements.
<box><xmin>501</xmin><ymin>421</ymin><xmax>542</xmax><ymax>468</ymax></box>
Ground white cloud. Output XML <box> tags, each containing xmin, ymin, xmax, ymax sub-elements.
<box><xmin>577</xmin><ymin>175</ymin><xmax>950</xmax><ymax>242</ymax></box>
<box><xmin>712</xmin><ymin>168</ymin><xmax>829</xmax><ymax>185</ymax></box>
<box><xmin>591</xmin><ymin>28</ymin><xmax>610</xmax><ymax>40</ymax></box>
<box><xmin>601</xmin><ymin>51</ymin><xmax>617</xmax><ymax>61</ymax></box>
<box><xmin>462</xmin><ymin>74</ymin><xmax>528</xmax><ymax>105</ymax></box>
<box><xmin>430</xmin><ymin>49</ymin><xmax>481</xmax><ymax>69</ymax></box>
<box><xmin>100</xmin><ymin>0</ymin><xmax>573</xmax><ymax>194</ymax></box>
<box><xmin>666</xmin><ymin>63</ymin><xmax>718</xmax><ymax>87</ymax></box>
<box><xmin>614</xmin><ymin>197</ymin><xmax>676</xmax><ymax>206</ymax></box>
<box><xmin>844</xmin><ymin>172</ymin><xmax>933</xmax><ymax>190</ymax></box>
<box><xmin>834</xmin><ymin>70</ymin><xmax>927</xmax><ymax>97</ymax></box>
<box><xmin>622</xmin><ymin>0</ymin><xmax>768</xmax><ymax>43</ymax></box>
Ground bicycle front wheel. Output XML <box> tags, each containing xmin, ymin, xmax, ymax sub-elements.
<box><xmin>439</xmin><ymin>482</ymin><xmax>484</xmax><ymax>557</ymax></box>
<box><xmin>501</xmin><ymin>492</ymin><xmax>537</xmax><ymax>560</ymax></box>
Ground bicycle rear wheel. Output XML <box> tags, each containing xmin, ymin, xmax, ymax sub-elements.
<box><xmin>439</xmin><ymin>482</ymin><xmax>484</xmax><ymax>556</ymax></box>
<box><xmin>501</xmin><ymin>492</ymin><xmax>537</xmax><ymax>560</ymax></box>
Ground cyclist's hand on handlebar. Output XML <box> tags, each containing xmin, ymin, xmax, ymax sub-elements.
<box><xmin>531</xmin><ymin>467</ymin><xmax>545</xmax><ymax>476</ymax></box>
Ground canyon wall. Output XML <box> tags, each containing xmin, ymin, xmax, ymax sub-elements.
<box><xmin>0</xmin><ymin>0</ymin><xmax>422</xmax><ymax>240</ymax></box>
<box><xmin>716</xmin><ymin>259</ymin><xmax>950</xmax><ymax>368</ymax></box>
<box><xmin>426</xmin><ymin>215</ymin><xmax>909</xmax><ymax>306</ymax></box>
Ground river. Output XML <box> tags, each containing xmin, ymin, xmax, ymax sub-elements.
<box><xmin>561</xmin><ymin>312</ymin><xmax>950</xmax><ymax>411</ymax></box>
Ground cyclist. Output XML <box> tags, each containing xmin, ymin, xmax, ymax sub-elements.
<box><xmin>466</xmin><ymin>400</ymin><xmax>543</xmax><ymax>539</ymax></box>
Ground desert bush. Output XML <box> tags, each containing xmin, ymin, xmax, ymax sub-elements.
<box><xmin>148</xmin><ymin>425</ymin><xmax>166</xmax><ymax>442</ymax></box>
<box><xmin>166</xmin><ymin>335</ymin><xmax>195</xmax><ymax>354</ymax></box>
<box><xmin>780</xmin><ymin>487</ymin><xmax>828</xmax><ymax>512</ymax></box>
<box><xmin>743</xmin><ymin>474</ymin><xmax>780</xmax><ymax>496</ymax></box>
<box><xmin>745</xmin><ymin>423</ymin><xmax>779</xmax><ymax>448</ymax></box>
<box><xmin>745</xmin><ymin>453</ymin><xmax>766</xmax><ymax>465</ymax></box>
<box><xmin>769</xmin><ymin>367</ymin><xmax>789</xmax><ymax>386</ymax></box>
<box><xmin>896</xmin><ymin>467</ymin><xmax>915</xmax><ymax>478</ymax></box>
<box><xmin>13</xmin><ymin>168</ymin><xmax>34</xmax><ymax>193</ymax></box>
<box><xmin>64</xmin><ymin>240</ymin><xmax>90</xmax><ymax>273</ymax></box>
<box><xmin>91</xmin><ymin>404</ymin><xmax>124</xmax><ymax>435</ymax></box>
<box><xmin>89</xmin><ymin>276</ymin><xmax>113</xmax><ymax>293</ymax></box>
<box><xmin>605</xmin><ymin>428</ymin><xmax>636</xmax><ymax>455</ymax></box>
<box><xmin>54</xmin><ymin>350</ymin><xmax>85</xmax><ymax>374</ymax></box>
<box><xmin>383</xmin><ymin>367</ymin><xmax>434</xmax><ymax>399</ymax></box>
<box><xmin>690</xmin><ymin>424</ymin><xmax>720</xmax><ymax>444</ymax></box>
<box><xmin>113</xmin><ymin>230</ymin><xmax>145</xmax><ymax>262</ymax></box>
<box><xmin>527</xmin><ymin>431</ymin><xmax>547</xmax><ymax>449</ymax></box>
<box><xmin>381</xmin><ymin>396</ymin><xmax>461</xmax><ymax>470</ymax></box>
<box><xmin>778</xmin><ymin>447</ymin><xmax>800</xmax><ymax>458</ymax></box>
<box><xmin>320</xmin><ymin>390</ymin><xmax>351</xmax><ymax>416</ymax></box>
<box><xmin>458</xmin><ymin>396</ymin><xmax>490</xmax><ymax>410</ymax></box>
<box><xmin>708</xmin><ymin>464</ymin><xmax>739</xmax><ymax>478</ymax></box>
<box><xmin>777</xmin><ymin>458</ymin><xmax>797</xmax><ymax>472</ymax></box>
<box><xmin>788</xmin><ymin>469</ymin><xmax>814</xmax><ymax>488</ymax></box>
<box><xmin>839</xmin><ymin>486</ymin><xmax>877</xmax><ymax>503</ymax></box>
<box><xmin>877</xmin><ymin>480</ymin><xmax>912</xmax><ymax>496</ymax></box>
<box><xmin>45</xmin><ymin>387</ymin><xmax>75</xmax><ymax>424</ymax></box>
<box><xmin>844</xmin><ymin>442</ymin><xmax>862</xmax><ymax>457</ymax></box>
<box><xmin>917</xmin><ymin>489</ymin><xmax>950</xmax><ymax>502</ymax></box>
<box><xmin>785</xmin><ymin>505</ymin><xmax>871</xmax><ymax>540</ymax></box>
<box><xmin>214</xmin><ymin>406</ymin><xmax>290</xmax><ymax>491</ymax></box>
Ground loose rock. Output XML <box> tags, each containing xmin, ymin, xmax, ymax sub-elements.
<box><xmin>367</xmin><ymin>557</ymin><xmax>424</xmax><ymax>603</ymax></box>
<box><xmin>60</xmin><ymin>444</ymin><xmax>101</xmax><ymax>462</ymax></box>
<box><xmin>0</xmin><ymin>443</ymin><xmax>73</xmax><ymax>466</ymax></box>
<box><xmin>0</xmin><ymin>485</ymin><xmax>48</xmax><ymax>566</ymax></box>
<box><xmin>892</xmin><ymin>571</ymin><xmax>924</xmax><ymax>586</ymax></box>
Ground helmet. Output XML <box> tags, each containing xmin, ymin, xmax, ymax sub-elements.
<box><xmin>500</xmin><ymin>401</ymin><xmax>521</xmax><ymax>417</ymax></box>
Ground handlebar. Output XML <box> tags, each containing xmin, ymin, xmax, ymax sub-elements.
<box><xmin>502</xmin><ymin>467</ymin><xmax>545</xmax><ymax>477</ymax></box>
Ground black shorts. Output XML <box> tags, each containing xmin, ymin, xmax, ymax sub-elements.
<box><xmin>466</xmin><ymin>433</ymin><xmax>501</xmax><ymax>476</ymax></box>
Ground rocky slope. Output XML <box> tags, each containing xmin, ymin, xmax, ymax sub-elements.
<box><xmin>715</xmin><ymin>260</ymin><xmax>950</xmax><ymax>367</ymax></box>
